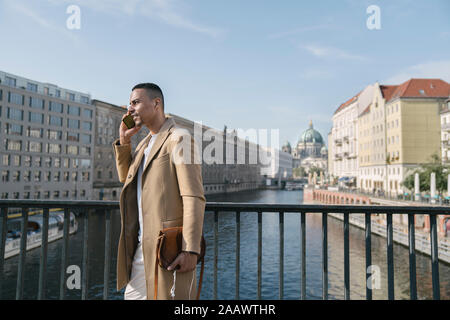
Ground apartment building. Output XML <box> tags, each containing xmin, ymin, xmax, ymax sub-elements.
<box><xmin>358</xmin><ymin>78</ymin><xmax>450</xmax><ymax>196</ymax></box>
<box><xmin>329</xmin><ymin>84</ymin><xmax>374</xmax><ymax>184</ymax></box>
<box><xmin>0</xmin><ymin>71</ymin><xmax>95</xmax><ymax>200</ymax></box>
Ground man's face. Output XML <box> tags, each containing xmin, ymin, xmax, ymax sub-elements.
<box><xmin>128</xmin><ymin>88</ymin><xmax>159</xmax><ymax>127</ymax></box>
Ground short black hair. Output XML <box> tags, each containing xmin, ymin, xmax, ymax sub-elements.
<box><xmin>132</xmin><ymin>83</ymin><xmax>164</xmax><ymax>110</ymax></box>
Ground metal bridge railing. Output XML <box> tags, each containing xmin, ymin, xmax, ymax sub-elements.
<box><xmin>0</xmin><ymin>200</ymin><xmax>448</xmax><ymax>300</ymax></box>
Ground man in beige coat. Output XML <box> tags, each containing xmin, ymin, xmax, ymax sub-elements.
<box><xmin>112</xmin><ymin>83</ymin><xmax>205</xmax><ymax>300</ymax></box>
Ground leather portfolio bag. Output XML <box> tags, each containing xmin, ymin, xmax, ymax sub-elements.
<box><xmin>154</xmin><ymin>227</ymin><xmax>206</xmax><ymax>300</ymax></box>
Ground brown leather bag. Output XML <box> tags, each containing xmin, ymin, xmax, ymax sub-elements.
<box><xmin>154</xmin><ymin>227</ymin><xmax>206</xmax><ymax>300</ymax></box>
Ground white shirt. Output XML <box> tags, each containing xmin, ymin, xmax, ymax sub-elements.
<box><xmin>136</xmin><ymin>133</ymin><xmax>159</xmax><ymax>245</ymax></box>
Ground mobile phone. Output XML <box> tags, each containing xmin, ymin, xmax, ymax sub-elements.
<box><xmin>122</xmin><ymin>114</ymin><xmax>135</xmax><ymax>129</ymax></box>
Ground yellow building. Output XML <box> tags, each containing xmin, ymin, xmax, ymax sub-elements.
<box><xmin>384</xmin><ymin>79</ymin><xmax>449</xmax><ymax>196</ymax></box>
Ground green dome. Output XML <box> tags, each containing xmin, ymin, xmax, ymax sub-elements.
<box><xmin>298</xmin><ymin>120</ymin><xmax>324</xmax><ymax>144</ymax></box>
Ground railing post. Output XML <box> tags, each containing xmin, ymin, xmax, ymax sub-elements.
<box><xmin>213</xmin><ymin>210</ymin><xmax>218</xmax><ymax>300</ymax></box>
<box><xmin>257</xmin><ymin>211</ymin><xmax>262</xmax><ymax>300</ymax></box>
<box><xmin>365</xmin><ymin>213</ymin><xmax>372</xmax><ymax>300</ymax></box>
<box><xmin>279</xmin><ymin>211</ymin><xmax>284</xmax><ymax>300</ymax></box>
<box><xmin>408</xmin><ymin>213</ymin><xmax>417</xmax><ymax>300</ymax></box>
<box><xmin>387</xmin><ymin>213</ymin><xmax>395</xmax><ymax>300</ymax></box>
<box><xmin>322</xmin><ymin>212</ymin><xmax>328</xmax><ymax>300</ymax></box>
<box><xmin>235</xmin><ymin>211</ymin><xmax>240</xmax><ymax>300</ymax></box>
<box><xmin>38</xmin><ymin>208</ymin><xmax>50</xmax><ymax>300</ymax></box>
<box><xmin>429</xmin><ymin>214</ymin><xmax>440</xmax><ymax>300</ymax></box>
<box><xmin>0</xmin><ymin>207</ymin><xmax>8</xmax><ymax>299</ymax></box>
<box><xmin>59</xmin><ymin>208</ymin><xmax>70</xmax><ymax>300</ymax></box>
<box><xmin>81</xmin><ymin>209</ymin><xmax>90</xmax><ymax>300</ymax></box>
<box><xmin>103</xmin><ymin>209</ymin><xmax>112</xmax><ymax>300</ymax></box>
<box><xmin>16</xmin><ymin>207</ymin><xmax>29</xmax><ymax>300</ymax></box>
<box><xmin>344</xmin><ymin>212</ymin><xmax>350</xmax><ymax>300</ymax></box>
<box><xmin>301</xmin><ymin>212</ymin><xmax>306</xmax><ymax>300</ymax></box>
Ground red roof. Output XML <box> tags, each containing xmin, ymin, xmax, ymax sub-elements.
<box><xmin>334</xmin><ymin>92</ymin><xmax>360</xmax><ymax>115</ymax></box>
<box><xmin>387</xmin><ymin>79</ymin><xmax>450</xmax><ymax>102</ymax></box>
<box><xmin>380</xmin><ymin>85</ymin><xmax>398</xmax><ymax>101</ymax></box>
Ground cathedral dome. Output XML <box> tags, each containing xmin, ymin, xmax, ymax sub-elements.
<box><xmin>298</xmin><ymin>120</ymin><xmax>324</xmax><ymax>144</ymax></box>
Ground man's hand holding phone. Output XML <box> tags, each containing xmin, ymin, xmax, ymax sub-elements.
<box><xmin>120</xmin><ymin>110</ymin><xmax>141</xmax><ymax>145</ymax></box>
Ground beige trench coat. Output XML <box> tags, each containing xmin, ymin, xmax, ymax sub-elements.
<box><xmin>112</xmin><ymin>115</ymin><xmax>205</xmax><ymax>300</ymax></box>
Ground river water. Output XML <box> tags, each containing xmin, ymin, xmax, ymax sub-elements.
<box><xmin>2</xmin><ymin>189</ymin><xmax>450</xmax><ymax>299</ymax></box>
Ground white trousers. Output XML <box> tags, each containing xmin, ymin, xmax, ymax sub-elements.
<box><xmin>124</xmin><ymin>243</ymin><xmax>147</xmax><ymax>300</ymax></box>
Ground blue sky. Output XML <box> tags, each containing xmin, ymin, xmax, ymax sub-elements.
<box><xmin>0</xmin><ymin>0</ymin><xmax>449</xmax><ymax>148</ymax></box>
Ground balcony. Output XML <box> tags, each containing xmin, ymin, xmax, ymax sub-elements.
<box><xmin>0</xmin><ymin>200</ymin><xmax>446</xmax><ymax>300</ymax></box>
<box><xmin>442</xmin><ymin>123</ymin><xmax>450</xmax><ymax>131</ymax></box>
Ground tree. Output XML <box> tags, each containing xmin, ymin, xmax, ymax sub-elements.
<box><xmin>401</xmin><ymin>153</ymin><xmax>450</xmax><ymax>194</ymax></box>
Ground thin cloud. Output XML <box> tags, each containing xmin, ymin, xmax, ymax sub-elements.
<box><xmin>4</xmin><ymin>0</ymin><xmax>80</xmax><ymax>42</ymax></box>
<box><xmin>301</xmin><ymin>44</ymin><xmax>369</xmax><ymax>62</ymax></box>
<box><xmin>383</xmin><ymin>60</ymin><xmax>450</xmax><ymax>84</ymax></box>
<box><xmin>268</xmin><ymin>24</ymin><xmax>332</xmax><ymax>39</ymax></box>
<box><xmin>46</xmin><ymin>0</ymin><xmax>224</xmax><ymax>38</ymax></box>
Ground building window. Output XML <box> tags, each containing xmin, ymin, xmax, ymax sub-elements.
<box><xmin>45</xmin><ymin>171</ymin><xmax>51</xmax><ymax>182</ymax></box>
<box><xmin>83</xmin><ymin>109</ymin><xmax>93</xmax><ymax>118</ymax></box>
<box><xmin>2</xmin><ymin>154</ymin><xmax>9</xmax><ymax>165</ymax></box>
<box><xmin>49</xmin><ymin>101</ymin><xmax>63</xmax><ymax>113</ymax></box>
<box><xmin>24</xmin><ymin>156</ymin><xmax>31</xmax><ymax>167</ymax></box>
<box><xmin>27</xmin><ymin>127</ymin><xmax>43</xmax><ymax>138</ymax></box>
<box><xmin>81</xmin><ymin>146</ymin><xmax>90</xmax><ymax>156</ymax></box>
<box><xmin>63</xmin><ymin>191</ymin><xmax>69</xmax><ymax>198</ymax></box>
<box><xmin>24</xmin><ymin>192</ymin><xmax>30</xmax><ymax>199</ymax></box>
<box><xmin>44</xmin><ymin>157</ymin><xmax>52</xmax><ymax>167</ymax></box>
<box><xmin>24</xmin><ymin>171</ymin><xmax>31</xmax><ymax>182</ymax></box>
<box><xmin>82</xmin><ymin>121</ymin><xmax>92</xmax><ymax>131</ymax></box>
<box><xmin>54</xmin><ymin>172</ymin><xmax>60</xmax><ymax>182</ymax></box>
<box><xmin>13</xmin><ymin>155</ymin><xmax>20</xmax><ymax>166</ymax></box>
<box><xmin>68</xmin><ymin>105</ymin><xmax>80</xmax><ymax>116</ymax></box>
<box><xmin>29</xmin><ymin>112</ymin><xmax>44</xmax><ymax>124</ymax></box>
<box><xmin>34</xmin><ymin>171</ymin><xmax>41</xmax><ymax>182</ymax></box>
<box><xmin>47</xmin><ymin>143</ymin><xmax>61</xmax><ymax>154</ymax></box>
<box><xmin>81</xmin><ymin>96</ymin><xmax>89</xmax><ymax>104</ymax></box>
<box><xmin>2</xmin><ymin>170</ymin><xmax>9</xmax><ymax>182</ymax></box>
<box><xmin>1</xmin><ymin>193</ymin><xmax>8</xmax><ymax>199</ymax></box>
<box><xmin>49</xmin><ymin>115</ymin><xmax>63</xmax><ymax>127</ymax></box>
<box><xmin>8</xmin><ymin>92</ymin><xmax>24</xmax><ymax>105</ymax></box>
<box><xmin>67</xmin><ymin>132</ymin><xmax>79</xmax><ymax>142</ymax></box>
<box><xmin>63</xmin><ymin>158</ymin><xmax>69</xmax><ymax>168</ymax></box>
<box><xmin>67</xmin><ymin>93</ymin><xmax>75</xmax><ymax>101</ymax></box>
<box><xmin>7</xmin><ymin>107</ymin><xmax>23</xmax><ymax>121</ymax></box>
<box><xmin>27</xmin><ymin>83</ymin><xmax>38</xmax><ymax>92</ymax></box>
<box><xmin>55</xmin><ymin>90</ymin><xmax>61</xmax><ymax>98</ymax></box>
<box><xmin>27</xmin><ymin>141</ymin><xmax>42</xmax><ymax>152</ymax></box>
<box><xmin>12</xmin><ymin>171</ymin><xmax>20</xmax><ymax>182</ymax></box>
<box><xmin>34</xmin><ymin>191</ymin><xmax>41</xmax><ymax>199</ymax></box>
<box><xmin>67</xmin><ymin>119</ymin><xmax>80</xmax><ymax>129</ymax></box>
<box><xmin>82</xmin><ymin>172</ymin><xmax>90</xmax><ymax>182</ymax></box>
<box><xmin>44</xmin><ymin>191</ymin><xmax>50</xmax><ymax>199</ymax></box>
<box><xmin>48</xmin><ymin>129</ymin><xmax>62</xmax><ymax>139</ymax></box>
<box><xmin>34</xmin><ymin>157</ymin><xmax>41</xmax><ymax>167</ymax></box>
<box><xmin>5</xmin><ymin>76</ymin><xmax>16</xmax><ymax>87</ymax></box>
<box><xmin>72</xmin><ymin>172</ymin><xmax>78</xmax><ymax>181</ymax></box>
<box><xmin>29</xmin><ymin>97</ymin><xmax>44</xmax><ymax>109</ymax></box>
<box><xmin>64</xmin><ymin>172</ymin><xmax>69</xmax><ymax>181</ymax></box>
<box><xmin>67</xmin><ymin>145</ymin><xmax>79</xmax><ymax>155</ymax></box>
<box><xmin>81</xmin><ymin>133</ymin><xmax>91</xmax><ymax>144</ymax></box>
<box><xmin>6</xmin><ymin>123</ymin><xmax>23</xmax><ymax>135</ymax></box>
<box><xmin>97</xmin><ymin>171</ymin><xmax>102</xmax><ymax>179</ymax></box>
<box><xmin>54</xmin><ymin>158</ymin><xmax>61</xmax><ymax>167</ymax></box>
<box><xmin>6</xmin><ymin>140</ymin><xmax>22</xmax><ymax>151</ymax></box>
